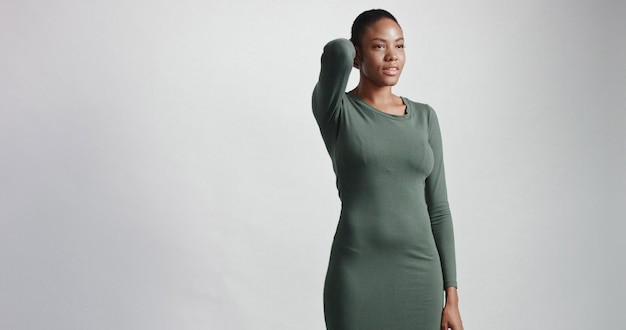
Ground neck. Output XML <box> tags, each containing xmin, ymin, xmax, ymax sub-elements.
<box><xmin>353</xmin><ymin>80</ymin><xmax>395</xmax><ymax>106</ymax></box>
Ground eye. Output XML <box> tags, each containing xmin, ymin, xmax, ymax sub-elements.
<box><xmin>373</xmin><ymin>44</ymin><xmax>385</xmax><ymax>49</ymax></box>
<box><xmin>396</xmin><ymin>44</ymin><xmax>405</xmax><ymax>49</ymax></box>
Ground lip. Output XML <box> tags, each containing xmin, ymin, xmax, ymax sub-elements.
<box><xmin>382</xmin><ymin>67</ymin><xmax>400</xmax><ymax>76</ymax></box>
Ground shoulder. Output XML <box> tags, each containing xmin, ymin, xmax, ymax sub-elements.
<box><xmin>404</xmin><ymin>97</ymin><xmax>442</xmax><ymax>133</ymax></box>
<box><xmin>403</xmin><ymin>97</ymin><xmax>437</xmax><ymax>117</ymax></box>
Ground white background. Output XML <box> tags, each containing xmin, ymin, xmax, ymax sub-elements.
<box><xmin>1</xmin><ymin>0</ymin><xmax>624</xmax><ymax>329</ymax></box>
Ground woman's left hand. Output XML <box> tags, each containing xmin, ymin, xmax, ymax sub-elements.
<box><xmin>441</xmin><ymin>287</ymin><xmax>463</xmax><ymax>330</ymax></box>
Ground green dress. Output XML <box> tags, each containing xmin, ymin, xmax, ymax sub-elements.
<box><xmin>312</xmin><ymin>39</ymin><xmax>458</xmax><ymax>330</ymax></box>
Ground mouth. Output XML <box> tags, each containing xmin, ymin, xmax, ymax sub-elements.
<box><xmin>382</xmin><ymin>67</ymin><xmax>400</xmax><ymax>75</ymax></box>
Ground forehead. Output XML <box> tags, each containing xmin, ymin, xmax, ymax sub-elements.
<box><xmin>363</xmin><ymin>18</ymin><xmax>403</xmax><ymax>39</ymax></box>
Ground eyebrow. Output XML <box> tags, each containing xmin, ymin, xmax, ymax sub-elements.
<box><xmin>370</xmin><ymin>37</ymin><xmax>404</xmax><ymax>42</ymax></box>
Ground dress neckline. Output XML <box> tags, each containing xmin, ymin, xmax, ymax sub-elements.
<box><xmin>346</xmin><ymin>92</ymin><xmax>411</xmax><ymax>121</ymax></box>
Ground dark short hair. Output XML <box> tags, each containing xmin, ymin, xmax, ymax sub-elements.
<box><xmin>350</xmin><ymin>9</ymin><xmax>400</xmax><ymax>48</ymax></box>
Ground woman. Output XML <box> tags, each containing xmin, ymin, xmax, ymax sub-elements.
<box><xmin>312</xmin><ymin>9</ymin><xmax>464</xmax><ymax>330</ymax></box>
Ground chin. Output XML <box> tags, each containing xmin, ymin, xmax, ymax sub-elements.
<box><xmin>383</xmin><ymin>77</ymin><xmax>401</xmax><ymax>86</ymax></box>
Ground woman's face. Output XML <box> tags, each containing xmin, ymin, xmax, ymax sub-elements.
<box><xmin>355</xmin><ymin>18</ymin><xmax>405</xmax><ymax>88</ymax></box>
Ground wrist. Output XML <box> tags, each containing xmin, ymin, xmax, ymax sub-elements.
<box><xmin>445</xmin><ymin>299</ymin><xmax>459</xmax><ymax>308</ymax></box>
<box><xmin>444</xmin><ymin>287</ymin><xmax>459</xmax><ymax>306</ymax></box>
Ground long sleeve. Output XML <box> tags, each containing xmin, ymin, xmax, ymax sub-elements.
<box><xmin>425</xmin><ymin>105</ymin><xmax>458</xmax><ymax>289</ymax></box>
<box><xmin>312</xmin><ymin>38</ymin><xmax>355</xmax><ymax>126</ymax></box>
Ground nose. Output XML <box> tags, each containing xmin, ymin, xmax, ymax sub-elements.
<box><xmin>385</xmin><ymin>48</ymin><xmax>398</xmax><ymax>61</ymax></box>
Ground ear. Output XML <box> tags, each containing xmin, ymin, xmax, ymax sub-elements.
<box><xmin>353</xmin><ymin>46</ymin><xmax>361</xmax><ymax>69</ymax></box>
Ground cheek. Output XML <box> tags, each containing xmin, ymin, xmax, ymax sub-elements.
<box><xmin>362</xmin><ymin>55</ymin><xmax>383</xmax><ymax>70</ymax></box>
<box><xmin>363</xmin><ymin>62</ymin><xmax>381</xmax><ymax>76</ymax></box>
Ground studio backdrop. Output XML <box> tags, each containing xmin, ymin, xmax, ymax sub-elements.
<box><xmin>1</xmin><ymin>0</ymin><xmax>624</xmax><ymax>329</ymax></box>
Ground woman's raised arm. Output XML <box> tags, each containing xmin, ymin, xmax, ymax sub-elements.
<box><xmin>312</xmin><ymin>38</ymin><xmax>355</xmax><ymax>125</ymax></box>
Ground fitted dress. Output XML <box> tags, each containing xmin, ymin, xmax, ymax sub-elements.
<box><xmin>312</xmin><ymin>39</ymin><xmax>458</xmax><ymax>330</ymax></box>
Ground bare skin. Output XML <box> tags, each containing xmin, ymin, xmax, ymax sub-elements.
<box><xmin>441</xmin><ymin>287</ymin><xmax>464</xmax><ymax>330</ymax></box>
<box><xmin>351</xmin><ymin>18</ymin><xmax>464</xmax><ymax>330</ymax></box>
<box><xmin>350</xmin><ymin>18</ymin><xmax>406</xmax><ymax>116</ymax></box>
